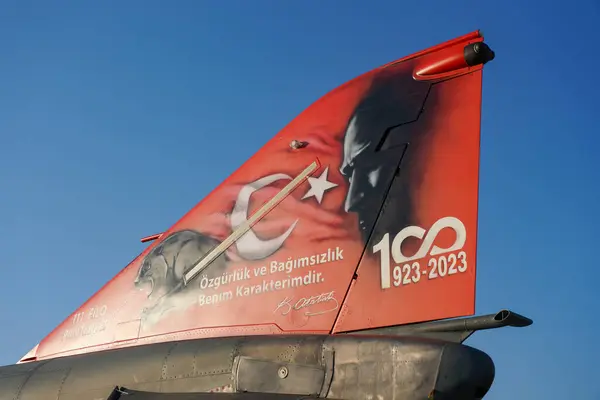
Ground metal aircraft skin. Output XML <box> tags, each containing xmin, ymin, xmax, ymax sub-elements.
<box><xmin>0</xmin><ymin>30</ymin><xmax>532</xmax><ymax>400</ymax></box>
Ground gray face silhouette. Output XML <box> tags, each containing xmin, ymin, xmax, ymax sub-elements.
<box><xmin>339</xmin><ymin>70</ymin><xmax>428</xmax><ymax>245</ymax></box>
<box><xmin>340</xmin><ymin>114</ymin><xmax>388</xmax><ymax>240</ymax></box>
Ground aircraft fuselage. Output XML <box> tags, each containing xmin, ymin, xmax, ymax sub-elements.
<box><xmin>0</xmin><ymin>334</ymin><xmax>493</xmax><ymax>400</ymax></box>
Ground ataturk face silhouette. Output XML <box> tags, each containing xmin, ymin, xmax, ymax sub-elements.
<box><xmin>340</xmin><ymin>114</ymin><xmax>389</xmax><ymax>242</ymax></box>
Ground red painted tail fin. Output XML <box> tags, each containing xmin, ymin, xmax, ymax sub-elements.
<box><xmin>22</xmin><ymin>31</ymin><xmax>494</xmax><ymax>362</ymax></box>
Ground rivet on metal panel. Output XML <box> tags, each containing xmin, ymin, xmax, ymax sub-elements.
<box><xmin>278</xmin><ymin>366</ymin><xmax>289</xmax><ymax>379</ymax></box>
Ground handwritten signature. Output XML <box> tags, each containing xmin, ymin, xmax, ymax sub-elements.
<box><xmin>273</xmin><ymin>291</ymin><xmax>339</xmax><ymax>317</ymax></box>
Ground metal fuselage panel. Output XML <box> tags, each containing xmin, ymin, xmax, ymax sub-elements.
<box><xmin>0</xmin><ymin>335</ymin><xmax>494</xmax><ymax>400</ymax></box>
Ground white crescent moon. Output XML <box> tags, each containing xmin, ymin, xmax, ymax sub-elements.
<box><xmin>231</xmin><ymin>174</ymin><xmax>299</xmax><ymax>260</ymax></box>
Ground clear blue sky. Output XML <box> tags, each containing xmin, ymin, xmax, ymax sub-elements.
<box><xmin>1</xmin><ymin>1</ymin><xmax>598</xmax><ymax>398</ymax></box>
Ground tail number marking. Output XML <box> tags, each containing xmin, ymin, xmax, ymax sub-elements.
<box><xmin>372</xmin><ymin>216</ymin><xmax>468</xmax><ymax>289</ymax></box>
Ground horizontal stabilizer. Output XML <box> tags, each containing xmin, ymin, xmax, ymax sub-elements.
<box><xmin>345</xmin><ymin>309</ymin><xmax>533</xmax><ymax>343</ymax></box>
<box><xmin>108</xmin><ymin>387</ymin><xmax>333</xmax><ymax>400</ymax></box>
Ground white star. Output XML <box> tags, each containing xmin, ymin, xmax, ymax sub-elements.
<box><xmin>301</xmin><ymin>167</ymin><xmax>338</xmax><ymax>204</ymax></box>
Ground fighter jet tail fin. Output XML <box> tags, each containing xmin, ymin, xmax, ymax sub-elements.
<box><xmin>22</xmin><ymin>30</ymin><xmax>494</xmax><ymax>362</ymax></box>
